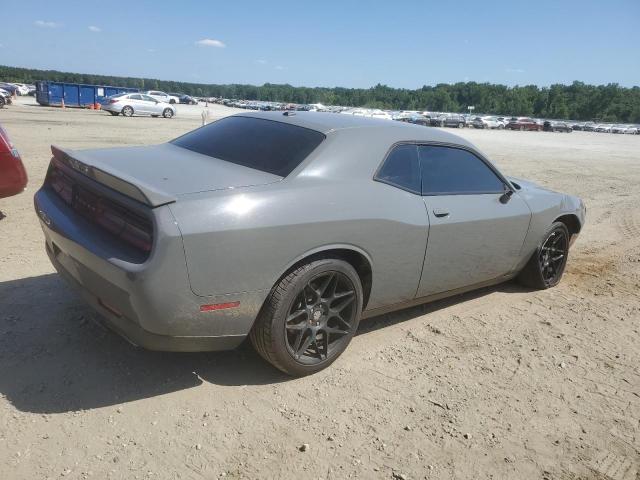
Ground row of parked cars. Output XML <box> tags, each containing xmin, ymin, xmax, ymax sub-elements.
<box><xmin>398</xmin><ymin>113</ymin><xmax>640</xmax><ymax>134</ymax></box>
<box><xmin>208</xmin><ymin>98</ymin><xmax>640</xmax><ymax>135</ymax></box>
<box><xmin>0</xmin><ymin>82</ymin><xmax>36</xmax><ymax>97</ymax></box>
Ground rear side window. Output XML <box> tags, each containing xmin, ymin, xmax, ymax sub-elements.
<box><xmin>171</xmin><ymin>116</ymin><xmax>325</xmax><ymax>177</ymax></box>
<box><xmin>375</xmin><ymin>144</ymin><xmax>420</xmax><ymax>193</ymax></box>
<box><xmin>419</xmin><ymin>145</ymin><xmax>504</xmax><ymax>195</ymax></box>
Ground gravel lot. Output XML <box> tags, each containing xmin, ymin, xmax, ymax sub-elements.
<box><xmin>1</xmin><ymin>97</ymin><xmax>639</xmax><ymax>480</ymax></box>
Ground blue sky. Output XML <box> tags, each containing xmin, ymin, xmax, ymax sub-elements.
<box><xmin>1</xmin><ymin>0</ymin><xmax>638</xmax><ymax>88</ymax></box>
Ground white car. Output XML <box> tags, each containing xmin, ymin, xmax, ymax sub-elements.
<box><xmin>102</xmin><ymin>93</ymin><xmax>177</xmax><ymax>118</ymax></box>
<box><xmin>9</xmin><ymin>83</ymin><xmax>30</xmax><ymax>96</ymax></box>
<box><xmin>472</xmin><ymin>116</ymin><xmax>504</xmax><ymax>129</ymax></box>
<box><xmin>594</xmin><ymin>124</ymin><xmax>612</xmax><ymax>133</ymax></box>
<box><xmin>142</xmin><ymin>90</ymin><xmax>180</xmax><ymax>104</ymax></box>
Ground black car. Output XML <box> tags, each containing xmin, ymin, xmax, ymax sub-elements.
<box><xmin>179</xmin><ymin>95</ymin><xmax>198</xmax><ymax>105</ymax></box>
<box><xmin>396</xmin><ymin>116</ymin><xmax>431</xmax><ymax>126</ymax></box>
<box><xmin>440</xmin><ymin>115</ymin><xmax>466</xmax><ymax>128</ymax></box>
<box><xmin>430</xmin><ymin>114</ymin><xmax>465</xmax><ymax>127</ymax></box>
<box><xmin>543</xmin><ymin>121</ymin><xmax>573</xmax><ymax>133</ymax></box>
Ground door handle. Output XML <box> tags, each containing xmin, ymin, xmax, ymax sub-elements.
<box><xmin>433</xmin><ymin>209</ymin><xmax>450</xmax><ymax>218</ymax></box>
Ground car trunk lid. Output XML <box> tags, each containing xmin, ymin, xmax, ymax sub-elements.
<box><xmin>51</xmin><ymin>143</ymin><xmax>282</xmax><ymax>208</ymax></box>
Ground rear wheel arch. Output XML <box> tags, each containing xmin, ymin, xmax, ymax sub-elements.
<box><xmin>271</xmin><ymin>247</ymin><xmax>373</xmax><ymax>310</ymax></box>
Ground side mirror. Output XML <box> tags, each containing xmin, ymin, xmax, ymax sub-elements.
<box><xmin>499</xmin><ymin>188</ymin><xmax>514</xmax><ymax>204</ymax></box>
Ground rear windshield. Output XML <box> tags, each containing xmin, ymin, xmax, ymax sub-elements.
<box><xmin>171</xmin><ymin>116</ymin><xmax>325</xmax><ymax>177</ymax></box>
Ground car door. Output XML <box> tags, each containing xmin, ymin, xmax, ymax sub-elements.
<box><xmin>373</xmin><ymin>144</ymin><xmax>430</xmax><ymax>306</ymax></box>
<box><xmin>127</xmin><ymin>94</ymin><xmax>147</xmax><ymax>114</ymax></box>
<box><xmin>141</xmin><ymin>94</ymin><xmax>162</xmax><ymax>115</ymax></box>
<box><xmin>416</xmin><ymin>144</ymin><xmax>531</xmax><ymax>297</ymax></box>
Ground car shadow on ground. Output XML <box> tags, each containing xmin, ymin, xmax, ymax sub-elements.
<box><xmin>0</xmin><ymin>273</ymin><xmax>531</xmax><ymax>414</ymax></box>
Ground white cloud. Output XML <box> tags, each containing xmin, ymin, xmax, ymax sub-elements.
<box><xmin>147</xmin><ymin>48</ymin><xmax>156</xmax><ymax>53</ymax></box>
<box><xmin>195</xmin><ymin>38</ymin><xmax>226</xmax><ymax>48</ymax></box>
<box><xmin>275</xmin><ymin>65</ymin><xmax>285</xmax><ymax>70</ymax></box>
<box><xmin>256</xmin><ymin>59</ymin><xmax>267</xmax><ymax>65</ymax></box>
<box><xmin>506</xmin><ymin>67</ymin><xmax>525</xmax><ymax>73</ymax></box>
<box><xmin>35</xmin><ymin>20</ymin><xmax>60</xmax><ymax>28</ymax></box>
<box><xmin>88</xmin><ymin>25</ymin><xmax>101</xmax><ymax>32</ymax></box>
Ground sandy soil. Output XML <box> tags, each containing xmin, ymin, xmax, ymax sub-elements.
<box><xmin>1</xmin><ymin>97</ymin><xmax>639</xmax><ymax>480</ymax></box>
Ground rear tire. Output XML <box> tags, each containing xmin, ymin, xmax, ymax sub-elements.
<box><xmin>250</xmin><ymin>259</ymin><xmax>363</xmax><ymax>376</ymax></box>
<box><xmin>517</xmin><ymin>222</ymin><xmax>570</xmax><ymax>289</ymax></box>
<box><xmin>122</xmin><ymin>106</ymin><xmax>134</xmax><ymax>117</ymax></box>
<box><xmin>163</xmin><ymin>108</ymin><xmax>173</xmax><ymax>118</ymax></box>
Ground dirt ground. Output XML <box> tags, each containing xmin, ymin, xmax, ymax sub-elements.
<box><xmin>1</xmin><ymin>97</ymin><xmax>639</xmax><ymax>480</ymax></box>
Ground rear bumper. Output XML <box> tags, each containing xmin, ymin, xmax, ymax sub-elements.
<box><xmin>35</xmin><ymin>186</ymin><xmax>267</xmax><ymax>351</ymax></box>
<box><xmin>48</xmin><ymin>246</ymin><xmax>246</xmax><ymax>351</ymax></box>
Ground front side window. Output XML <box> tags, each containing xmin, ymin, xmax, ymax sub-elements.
<box><xmin>375</xmin><ymin>144</ymin><xmax>420</xmax><ymax>193</ymax></box>
<box><xmin>419</xmin><ymin>145</ymin><xmax>504</xmax><ymax>195</ymax></box>
<box><xmin>171</xmin><ymin>116</ymin><xmax>325</xmax><ymax>177</ymax></box>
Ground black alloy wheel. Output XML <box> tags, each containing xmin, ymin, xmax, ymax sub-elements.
<box><xmin>284</xmin><ymin>271</ymin><xmax>357</xmax><ymax>364</ymax></box>
<box><xmin>250</xmin><ymin>258</ymin><xmax>363</xmax><ymax>376</ymax></box>
<box><xmin>538</xmin><ymin>228</ymin><xmax>568</xmax><ymax>287</ymax></box>
<box><xmin>518</xmin><ymin>222</ymin><xmax>570</xmax><ymax>289</ymax></box>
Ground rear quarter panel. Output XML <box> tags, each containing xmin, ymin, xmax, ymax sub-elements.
<box><xmin>169</xmin><ymin>129</ymin><xmax>430</xmax><ymax>310</ymax></box>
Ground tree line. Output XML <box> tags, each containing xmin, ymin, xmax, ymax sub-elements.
<box><xmin>2</xmin><ymin>64</ymin><xmax>639</xmax><ymax>122</ymax></box>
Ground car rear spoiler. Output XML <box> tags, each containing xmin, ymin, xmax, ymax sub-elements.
<box><xmin>51</xmin><ymin>145</ymin><xmax>176</xmax><ymax>207</ymax></box>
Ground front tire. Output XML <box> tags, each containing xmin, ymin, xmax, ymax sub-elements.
<box><xmin>518</xmin><ymin>222</ymin><xmax>570</xmax><ymax>289</ymax></box>
<box><xmin>250</xmin><ymin>259</ymin><xmax>363</xmax><ymax>376</ymax></box>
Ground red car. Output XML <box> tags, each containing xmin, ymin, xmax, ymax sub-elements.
<box><xmin>505</xmin><ymin>117</ymin><xmax>542</xmax><ymax>131</ymax></box>
<box><xmin>0</xmin><ymin>124</ymin><xmax>28</xmax><ymax>198</ymax></box>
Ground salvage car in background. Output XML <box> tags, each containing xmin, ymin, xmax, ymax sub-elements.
<box><xmin>543</xmin><ymin>121</ymin><xmax>573</xmax><ymax>132</ymax></box>
<box><xmin>472</xmin><ymin>116</ymin><xmax>504</xmax><ymax>129</ymax></box>
<box><xmin>34</xmin><ymin>112</ymin><xmax>585</xmax><ymax>376</ymax></box>
<box><xmin>143</xmin><ymin>90</ymin><xmax>180</xmax><ymax>104</ymax></box>
<box><xmin>102</xmin><ymin>93</ymin><xmax>176</xmax><ymax>118</ymax></box>
<box><xmin>0</xmin><ymin>88</ymin><xmax>12</xmax><ymax>108</ymax></box>
<box><xmin>0</xmin><ymin>124</ymin><xmax>28</xmax><ymax>198</ymax></box>
<box><xmin>432</xmin><ymin>114</ymin><xmax>466</xmax><ymax>128</ymax></box>
<box><xmin>506</xmin><ymin>117</ymin><xmax>542</xmax><ymax>131</ymax></box>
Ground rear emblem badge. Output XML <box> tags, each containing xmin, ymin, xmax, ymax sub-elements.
<box><xmin>38</xmin><ymin>209</ymin><xmax>51</xmax><ymax>226</ymax></box>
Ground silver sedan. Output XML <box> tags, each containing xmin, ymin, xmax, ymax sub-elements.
<box><xmin>34</xmin><ymin>112</ymin><xmax>585</xmax><ymax>376</ymax></box>
<box><xmin>101</xmin><ymin>93</ymin><xmax>176</xmax><ymax>118</ymax></box>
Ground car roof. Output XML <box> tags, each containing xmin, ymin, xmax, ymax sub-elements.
<box><xmin>234</xmin><ymin>111</ymin><xmax>474</xmax><ymax>147</ymax></box>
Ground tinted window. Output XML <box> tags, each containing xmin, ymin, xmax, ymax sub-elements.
<box><xmin>375</xmin><ymin>144</ymin><xmax>420</xmax><ymax>193</ymax></box>
<box><xmin>171</xmin><ymin>116</ymin><xmax>325</xmax><ymax>177</ymax></box>
<box><xmin>129</xmin><ymin>94</ymin><xmax>142</xmax><ymax>100</ymax></box>
<box><xmin>419</xmin><ymin>145</ymin><xmax>504</xmax><ymax>195</ymax></box>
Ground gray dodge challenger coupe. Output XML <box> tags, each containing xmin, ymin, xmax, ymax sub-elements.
<box><xmin>34</xmin><ymin>112</ymin><xmax>586</xmax><ymax>376</ymax></box>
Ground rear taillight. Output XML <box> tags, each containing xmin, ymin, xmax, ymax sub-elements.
<box><xmin>108</xmin><ymin>99</ymin><xmax>118</xmax><ymax>104</ymax></box>
<box><xmin>47</xmin><ymin>165</ymin><xmax>153</xmax><ymax>254</ymax></box>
